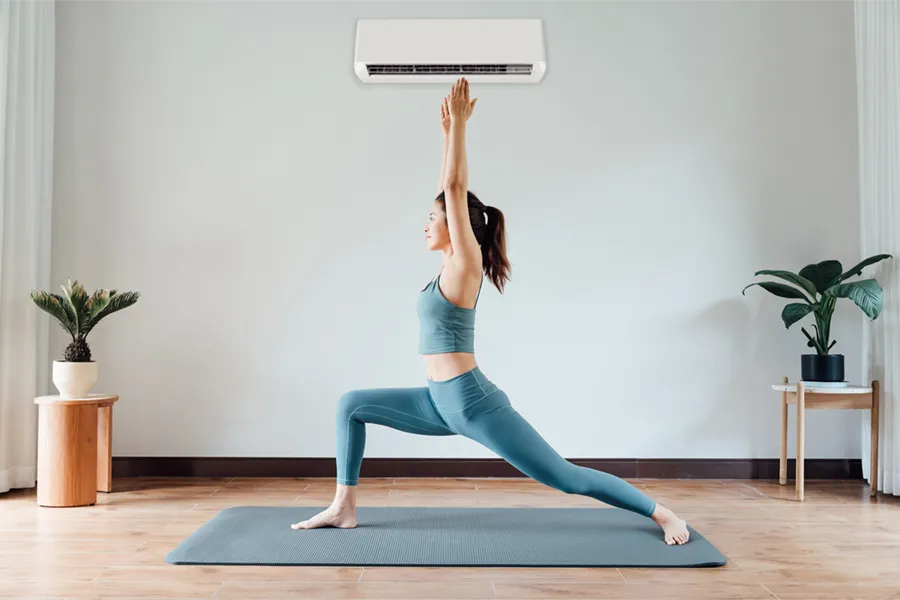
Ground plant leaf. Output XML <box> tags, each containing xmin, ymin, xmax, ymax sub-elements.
<box><xmin>60</xmin><ymin>280</ymin><xmax>90</xmax><ymax>338</ymax></box>
<box><xmin>799</xmin><ymin>261</ymin><xmax>843</xmax><ymax>294</ymax></box>
<box><xmin>30</xmin><ymin>291</ymin><xmax>77</xmax><ymax>338</ymax></box>
<box><xmin>83</xmin><ymin>289</ymin><xmax>112</xmax><ymax>335</ymax></box>
<box><xmin>754</xmin><ymin>270</ymin><xmax>818</xmax><ymax>300</ymax></box>
<box><xmin>52</xmin><ymin>293</ymin><xmax>78</xmax><ymax>332</ymax></box>
<box><xmin>781</xmin><ymin>303</ymin><xmax>814</xmax><ymax>329</ymax></box>
<box><xmin>83</xmin><ymin>291</ymin><xmax>140</xmax><ymax>338</ymax></box>
<box><xmin>839</xmin><ymin>253</ymin><xmax>892</xmax><ymax>282</ymax></box>
<box><xmin>742</xmin><ymin>282</ymin><xmax>809</xmax><ymax>300</ymax></box>
<box><xmin>826</xmin><ymin>279</ymin><xmax>884</xmax><ymax>319</ymax></box>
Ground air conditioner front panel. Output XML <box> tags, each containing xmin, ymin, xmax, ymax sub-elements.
<box><xmin>354</xmin><ymin>19</ymin><xmax>546</xmax><ymax>84</ymax></box>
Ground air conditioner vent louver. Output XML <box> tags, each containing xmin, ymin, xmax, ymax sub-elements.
<box><xmin>366</xmin><ymin>64</ymin><xmax>534</xmax><ymax>76</ymax></box>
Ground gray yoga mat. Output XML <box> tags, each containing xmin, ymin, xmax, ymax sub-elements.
<box><xmin>166</xmin><ymin>506</ymin><xmax>727</xmax><ymax>567</ymax></box>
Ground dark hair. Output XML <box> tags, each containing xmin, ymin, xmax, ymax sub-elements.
<box><xmin>435</xmin><ymin>190</ymin><xmax>511</xmax><ymax>293</ymax></box>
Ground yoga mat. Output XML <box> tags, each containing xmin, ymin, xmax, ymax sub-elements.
<box><xmin>166</xmin><ymin>506</ymin><xmax>727</xmax><ymax>567</ymax></box>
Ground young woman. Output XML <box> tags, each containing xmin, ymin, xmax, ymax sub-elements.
<box><xmin>292</xmin><ymin>78</ymin><xmax>690</xmax><ymax>545</ymax></box>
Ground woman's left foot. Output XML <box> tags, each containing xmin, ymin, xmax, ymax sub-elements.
<box><xmin>651</xmin><ymin>505</ymin><xmax>690</xmax><ymax>545</ymax></box>
<box><xmin>291</xmin><ymin>503</ymin><xmax>357</xmax><ymax>530</ymax></box>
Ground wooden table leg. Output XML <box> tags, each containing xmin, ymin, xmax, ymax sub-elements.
<box><xmin>97</xmin><ymin>404</ymin><xmax>113</xmax><ymax>493</ymax></box>
<box><xmin>871</xmin><ymin>380</ymin><xmax>880</xmax><ymax>497</ymax></box>
<box><xmin>796</xmin><ymin>381</ymin><xmax>805</xmax><ymax>502</ymax></box>
<box><xmin>780</xmin><ymin>375</ymin><xmax>788</xmax><ymax>485</ymax></box>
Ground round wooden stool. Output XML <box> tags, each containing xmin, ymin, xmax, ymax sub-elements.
<box><xmin>34</xmin><ymin>394</ymin><xmax>118</xmax><ymax>507</ymax></box>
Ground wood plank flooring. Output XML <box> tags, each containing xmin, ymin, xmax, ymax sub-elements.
<box><xmin>0</xmin><ymin>477</ymin><xmax>897</xmax><ymax>599</ymax></box>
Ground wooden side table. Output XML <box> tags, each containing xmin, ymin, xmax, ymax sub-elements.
<box><xmin>773</xmin><ymin>377</ymin><xmax>878</xmax><ymax>501</ymax></box>
<box><xmin>34</xmin><ymin>394</ymin><xmax>118</xmax><ymax>507</ymax></box>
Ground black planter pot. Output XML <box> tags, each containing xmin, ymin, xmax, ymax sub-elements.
<box><xmin>801</xmin><ymin>354</ymin><xmax>845</xmax><ymax>382</ymax></box>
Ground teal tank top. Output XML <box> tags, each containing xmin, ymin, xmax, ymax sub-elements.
<box><xmin>417</xmin><ymin>273</ymin><xmax>482</xmax><ymax>354</ymax></box>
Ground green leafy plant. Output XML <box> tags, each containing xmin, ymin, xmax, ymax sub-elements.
<box><xmin>743</xmin><ymin>254</ymin><xmax>892</xmax><ymax>355</ymax></box>
<box><xmin>30</xmin><ymin>280</ymin><xmax>140</xmax><ymax>362</ymax></box>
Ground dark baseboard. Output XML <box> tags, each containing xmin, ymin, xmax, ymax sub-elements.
<box><xmin>112</xmin><ymin>457</ymin><xmax>862</xmax><ymax>480</ymax></box>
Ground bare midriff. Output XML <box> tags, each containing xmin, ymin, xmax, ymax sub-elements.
<box><xmin>424</xmin><ymin>352</ymin><xmax>478</xmax><ymax>382</ymax></box>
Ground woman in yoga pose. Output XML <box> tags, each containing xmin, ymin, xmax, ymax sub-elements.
<box><xmin>293</xmin><ymin>78</ymin><xmax>690</xmax><ymax>545</ymax></box>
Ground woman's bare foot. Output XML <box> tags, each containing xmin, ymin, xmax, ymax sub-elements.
<box><xmin>291</xmin><ymin>503</ymin><xmax>357</xmax><ymax>530</ymax></box>
<box><xmin>292</xmin><ymin>483</ymin><xmax>359</xmax><ymax>530</ymax></box>
<box><xmin>651</xmin><ymin>504</ymin><xmax>690</xmax><ymax>545</ymax></box>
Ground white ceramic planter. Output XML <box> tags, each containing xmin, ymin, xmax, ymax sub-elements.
<box><xmin>52</xmin><ymin>360</ymin><xmax>98</xmax><ymax>399</ymax></box>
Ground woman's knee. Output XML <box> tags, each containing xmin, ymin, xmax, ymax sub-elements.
<box><xmin>336</xmin><ymin>389</ymin><xmax>368</xmax><ymax>421</ymax></box>
<box><xmin>548</xmin><ymin>465</ymin><xmax>592</xmax><ymax>496</ymax></box>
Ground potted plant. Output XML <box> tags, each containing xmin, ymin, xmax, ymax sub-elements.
<box><xmin>743</xmin><ymin>254</ymin><xmax>892</xmax><ymax>384</ymax></box>
<box><xmin>30</xmin><ymin>280</ymin><xmax>139</xmax><ymax>398</ymax></box>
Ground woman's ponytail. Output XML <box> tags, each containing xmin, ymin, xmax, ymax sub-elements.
<box><xmin>482</xmin><ymin>205</ymin><xmax>510</xmax><ymax>293</ymax></box>
<box><xmin>435</xmin><ymin>190</ymin><xmax>511</xmax><ymax>292</ymax></box>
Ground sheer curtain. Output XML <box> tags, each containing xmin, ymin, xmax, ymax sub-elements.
<box><xmin>0</xmin><ymin>0</ymin><xmax>54</xmax><ymax>494</ymax></box>
<box><xmin>856</xmin><ymin>0</ymin><xmax>900</xmax><ymax>496</ymax></box>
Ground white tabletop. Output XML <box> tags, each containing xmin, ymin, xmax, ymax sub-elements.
<box><xmin>772</xmin><ymin>383</ymin><xmax>872</xmax><ymax>394</ymax></box>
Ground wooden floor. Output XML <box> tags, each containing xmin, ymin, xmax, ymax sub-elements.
<box><xmin>0</xmin><ymin>477</ymin><xmax>898</xmax><ymax>599</ymax></box>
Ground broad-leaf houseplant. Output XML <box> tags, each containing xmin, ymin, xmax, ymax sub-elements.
<box><xmin>743</xmin><ymin>254</ymin><xmax>892</xmax><ymax>383</ymax></box>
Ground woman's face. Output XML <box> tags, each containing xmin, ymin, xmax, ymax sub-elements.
<box><xmin>425</xmin><ymin>201</ymin><xmax>450</xmax><ymax>251</ymax></box>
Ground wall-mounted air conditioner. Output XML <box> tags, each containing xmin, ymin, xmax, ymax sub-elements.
<box><xmin>354</xmin><ymin>19</ymin><xmax>546</xmax><ymax>84</ymax></box>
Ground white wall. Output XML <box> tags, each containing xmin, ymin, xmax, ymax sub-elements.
<box><xmin>53</xmin><ymin>1</ymin><xmax>863</xmax><ymax>460</ymax></box>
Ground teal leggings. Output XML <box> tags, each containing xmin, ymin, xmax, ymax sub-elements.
<box><xmin>335</xmin><ymin>367</ymin><xmax>657</xmax><ymax>518</ymax></box>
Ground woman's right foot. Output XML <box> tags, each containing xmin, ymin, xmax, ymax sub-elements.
<box><xmin>650</xmin><ymin>504</ymin><xmax>690</xmax><ymax>545</ymax></box>
<box><xmin>291</xmin><ymin>504</ymin><xmax>357</xmax><ymax>530</ymax></box>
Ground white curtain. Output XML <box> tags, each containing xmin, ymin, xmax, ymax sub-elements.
<box><xmin>856</xmin><ymin>0</ymin><xmax>900</xmax><ymax>496</ymax></box>
<box><xmin>0</xmin><ymin>1</ymin><xmax>54</xmax><ymax>494</ymax></box>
